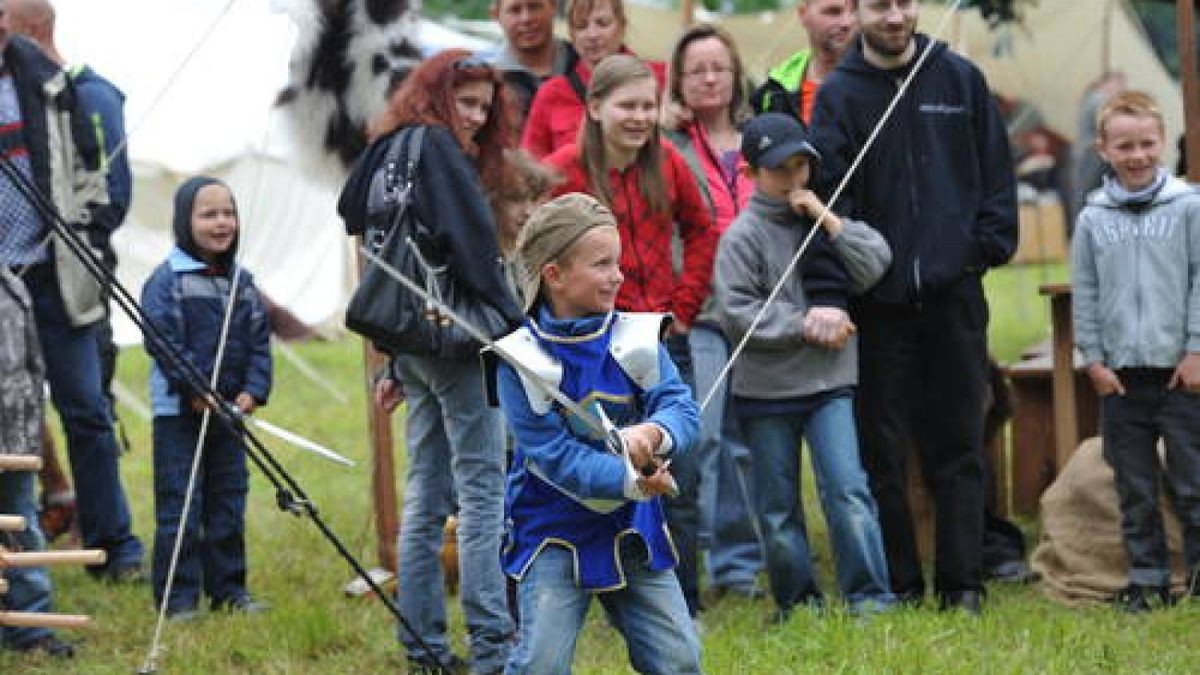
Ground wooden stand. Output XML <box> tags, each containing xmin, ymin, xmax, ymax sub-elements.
<box><xmin>1</xmin><ymin>454</ymin><xmax>104</xmax><ymax>632</ymax></box>
<box><xmin>1004</xmin><ymin>285</ymin><xmax>1101</xmax><ymax>515</ymax></box>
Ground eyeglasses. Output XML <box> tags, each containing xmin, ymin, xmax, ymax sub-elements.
<box><xmin>681</xmin><ymin>64</ymin><xmax>733</xmax><ymax>80</ymax></box>
<box><xmin>453</xmin><ymin>55</ymin><xmax>491</xmax><ymax>71</ymax></box>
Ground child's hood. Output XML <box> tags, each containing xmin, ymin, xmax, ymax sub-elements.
<box><xmin>1086</xmin><ymin>171</ymin><xmax>1197</xmax><ymax>210</ymax></box>
<box><xmin>172</xmin><ymin>175</ymin><xmax>239</xmax><ymax>269</ymax></box>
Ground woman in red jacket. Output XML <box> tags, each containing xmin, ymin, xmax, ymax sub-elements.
<box><xmin>542</xmin><ymin>53</ymin><xmax>717</xmax><ymax>620</ymax></box>
<box><xmin>520</xmin><ymin>0</ymin><xmax>665</xmax><ymax>158</ymax></box>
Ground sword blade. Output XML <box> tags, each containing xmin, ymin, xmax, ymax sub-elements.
<box><xmin>358</xmin><ymin>246</ymin><xmax>606</xmax><ymax>437</ymax></box>
<box><xmin>249</xmin><ymin>417</ymin><xmax>356</xmax><ymax>467</ymax></box>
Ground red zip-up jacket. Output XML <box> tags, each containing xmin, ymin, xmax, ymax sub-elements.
<box><xmin>544</xmin><ymin>141</ymin><xmax>717</xmax><ymax>328</ymax></box>
<box><xmin>521</xmin><ymin>53</ymin><xmax>667</xmax><ymax>159</ymax></box>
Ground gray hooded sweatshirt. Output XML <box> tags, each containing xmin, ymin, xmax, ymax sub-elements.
<box><xmin>715</xmin><ymin>190</ymin><xmax>892</xmax><ymax>400</ymax></box>
<box><xmin>1071</xmin><ymin>172</ymin><xmax>1200</xmax><ymax>369</ymax></box>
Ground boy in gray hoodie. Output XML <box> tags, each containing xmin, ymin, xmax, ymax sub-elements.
<box><xmin>714</xmin><ymin>113</ymin><xmax>894</xmax><ymax>618</ymax></box>
<box><xmin>1071</xmin><ymin>90</ymin><xmax>1200</xmax><ymax>613</ymax></box>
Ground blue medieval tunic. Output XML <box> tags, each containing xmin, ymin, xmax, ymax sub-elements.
<box><xmin>494</xmin><ymin>307</ymin><xmax>699</xmax><ymax>591</ymax></box>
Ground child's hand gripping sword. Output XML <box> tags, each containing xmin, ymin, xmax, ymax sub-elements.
<box><xmin>359</xmin><ymin>246</ymin><xmax>678</xmax><ymax>497</ymax></box>
<box><xmin>597</xmin><ymin>405</ymin><xmax>678</xmax><ymax>498</ymax></box>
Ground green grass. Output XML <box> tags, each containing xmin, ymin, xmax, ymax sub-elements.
<box><xmin>6</xmin><ymin>260</ymin><xmax>1199</xmax><ymax>674</ymax></box>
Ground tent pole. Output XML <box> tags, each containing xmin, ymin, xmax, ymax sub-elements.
<box><xmin>1102</xmin><ymin>0</ymin><xmax>1114</xmax><ymax>73</ymax></box>
<box><xmin>681</xmin><ymin>0</ymin><xmax>694</xmax><ymax>28</ymax></box>
<box><xmin>1181</xmin><ymin>0</ymin><xmax>1200</xmax><ymax>182</ymax></box>
<box><xmin>354</xmin><ymin>240</ymin><xmax>399</xmax><ymax>575</ymax></box>
<box><xmin>364</xmin><ymin>342</ymin><xmax>399</xmax><ymax>574</ymax></box>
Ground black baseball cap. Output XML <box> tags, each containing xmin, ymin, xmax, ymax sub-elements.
<box><xmin>741</xmin><ymin>113</ymin><xmax>822</xmax><ymax>170</ymax></box>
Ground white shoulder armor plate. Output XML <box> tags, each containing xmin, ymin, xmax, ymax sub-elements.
<box><xmin>494</xmin><ymin>327</ymin><xmax>562</xmax><ymax>416</ymax></box>
<box><xmin>609</xmin><ymin>313</ymin><xmax>669</xmax><ymax>391</ymax></box>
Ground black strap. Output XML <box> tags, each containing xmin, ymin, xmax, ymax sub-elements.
<box><xmin>566</xmin><ymin>69</ymin><xmax>587</xmax><ymax>105</ymax></box>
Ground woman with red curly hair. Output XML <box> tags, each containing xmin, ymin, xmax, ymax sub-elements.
<box><xmin>338</xmin><ymin>49</ymin><xmax>522</xmax><ymax>674</ymax></box>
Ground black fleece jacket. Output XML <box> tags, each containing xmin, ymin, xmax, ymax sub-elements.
<box><xmin>337</xmin><ymin>124</ymin><xmax>523</xmax><ymax>329</ymax></box>
<box><xmin>808</xmin><ymin>35</ymin><xmax>1017</xmax><ymax>306</ymax></box>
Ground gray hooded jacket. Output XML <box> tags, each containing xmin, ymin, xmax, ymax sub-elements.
<box><xmin>1071</xmin><ymin>174</ymin><xmax>1200</xmax><ymax>369</ymax></box>
<box><xmin>715</xmin><ymin>190</ymin><xmax>892</xmax><ymax>400</ymax></box>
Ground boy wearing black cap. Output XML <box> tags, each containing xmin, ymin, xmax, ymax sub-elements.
<box><xmin>714</xmin><ymin>112</ymin><xmax>895</xmax><ymax>618</ymax></box>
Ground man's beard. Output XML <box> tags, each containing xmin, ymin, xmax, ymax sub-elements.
<box><xmin>862</xmin><ymin>25</ymin><xmax>913</xmax><ymax>59</ymax></box>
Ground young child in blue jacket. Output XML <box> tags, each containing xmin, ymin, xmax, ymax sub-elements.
<box><xmin>493</xmin><ymin>193</ymin><xmax>702</xmax><ymax>674</ymax></box>
<box><xmin>141</xmin><ymin>176</ymin><xmax>272</xmax><ymax>619</ymax></box>
<box><xmin>1072</xmin><ymin>91</ymin><xmax>1200</xmax><ymax>613</ymax></box>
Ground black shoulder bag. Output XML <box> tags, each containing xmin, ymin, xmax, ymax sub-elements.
<box><xmin>345</xmin><ymin>126</ymin><xmax>510</xmax><ymax>359</ymax></box>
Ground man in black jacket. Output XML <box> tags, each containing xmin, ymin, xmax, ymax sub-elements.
<box><xmin>808</xmin><ymin>0</ymin><xmax>1017</xmax><ymax>614</ymax></box>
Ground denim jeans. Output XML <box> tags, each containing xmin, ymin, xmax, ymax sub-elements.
<box><xmin>688</xmin><ymin>325</ymin><xmax>763</xmax><ymax>589</ymax></box>
<box><xmin>0</xmin><ymin>471</ymin><xmax>55</xmax><ymax>649</ymax></box>
<box><xmin>26</xmin><ymin>264</ymin><xmax>142</xmax><ymax>570</ymax></box>
<box><xmin>1101</xmin><ymin>369</ymin><xmax>1200</xmax><ymax>587</ymax></box>
<box><xmin>395</xmin><ymin>355</ymin><xmax>512</xmax><ymax>673</ymax></box>
<box><xmin>660</xmin><ymin>332</ymin><xmax>702</xmax><ymax>615</ymax></box>
<box><xmin>151</xmin><ymin>415</ymin><xmax>249</xmax><ymax>610</ymax></box>
<box><xmin>506</xmin><ymin>539</ymin><xmax>701</xmax><ymax>675</ymax></box>
<box><xmin>740</xmin><ymin>395</ymin><xmax>893</xmax><ymax>611</ymax></box>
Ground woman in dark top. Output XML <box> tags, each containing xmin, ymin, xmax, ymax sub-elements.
<box><xmin>337</xmin><ymin>49</ymin><xmax>521</xmax><ymax>674</ymax></box>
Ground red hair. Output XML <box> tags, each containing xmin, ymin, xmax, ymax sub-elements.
<box><xmin>370</xmin><ymin>49</ymin><xmax>516</xmax><ymax>194</ymax></box>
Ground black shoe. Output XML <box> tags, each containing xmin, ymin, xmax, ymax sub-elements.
<box><xmin>1114</xmin><ymin>584</ymin><xmax>1173</xmax><ymax>614</ymax></box>
<box><xmin>165</xmin><ymin>605</ymin><xmax>201</xmax><ymax>622</ymax></box>
<box><xmin>894</xmin><ymin>589</ymin><xmax>925</xmax><ymax>608</ymax></box>
<box><xmin>407</xmin><ymin>654</ymin><xmax>468</xmax><ymax>674</ymax></box>
<box><xmin>88</xmin><ymin>561</ymin><xmax>145</xmax><ymax>585</ymax></box>
<box><xmin>986</xmin><ymin>560</ymin><xmax>1036</xmax><ymax>584</ymax></box>
<box><xmin>711</xmin><ymin>582</ymin><xmax>766</xmax><ymax>601</ymax></box>
<box><xmin>938</xmin><ymin>589</ymin><xmax>984</xmax><ymax>615</ymax></box>
<box><xmin>1188</xmin><ymin>568</ymin><xmax>1200</xmax><ymax>599</ymax></box>
<box><xmin>211</xmin><ymin>595</ymin><xmax>270</xmax><ymax>613</ymax></box>
<box><xmin>14</xmin><ymin>634</ymin><xmax>75</xmax><ymax>658</ymax></box>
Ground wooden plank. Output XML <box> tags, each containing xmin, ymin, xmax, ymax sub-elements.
<box><xmin>0</xmin><ymin>611</ymin><xmax>92</xmax><ymax>629</ymax></box>
<box><xmin>1039</xmin><ymin>284</ymin><xmax>1079</xmax><ymax>472</ymax></box>
<box><xmin>0</xmin><ymin>515</ymin><xmax>26</xmax><ymax>532</ymax></box>
<box><xmin>0</xmin><ymin>455</ymin><xmax>42</xmax><ymax>472</ymax></box>
<box><xmin>0</xmin><ymin>549</ymin><xmax>107</xmax><ymax>568</ymax></box>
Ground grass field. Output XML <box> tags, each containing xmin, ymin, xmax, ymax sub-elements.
<box><xmin>5</xmin><ymin>262</ymin><xmax>1199</xmax><ymax>674</ymax></box>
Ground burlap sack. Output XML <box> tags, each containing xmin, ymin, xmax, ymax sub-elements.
<box><xmin>1031</xmin><ymin>437</ymin><xmax>1189</xmax><ymax>606</ymax></box>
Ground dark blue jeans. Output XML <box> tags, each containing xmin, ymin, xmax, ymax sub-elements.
<box><xmin>0</xmin><ymin>471</ymin><xmax>55</xmax><ymax>648</ymax></box>
<box><xmin>1102</xmin><ymin>369</ymin><xmax>1200</xmax><ymax>587</ymax></box>
<box><xmin>26</xmin><ymin>264</ymin><xmax>142</xmax><ymax>571</ymax></box>
<box><xmin>151</xmin><ymin>414</ymin><xmax>249</xmax><ymax>610</ymax></box>
<box><xmin>660</xmin><ymin>332</ymin><xmax>702</xmax><ymax>616</ymax></box>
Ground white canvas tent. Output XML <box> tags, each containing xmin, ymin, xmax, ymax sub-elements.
<box><xmin>51</xmin><ymin>0</ymin><xmax>492</xmax><ymax>345</ymax></box>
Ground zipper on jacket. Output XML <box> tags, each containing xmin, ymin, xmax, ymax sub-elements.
<box><xmin>897</xmin><ymin>75</ymin><xmax>924</xmax><ymax>306</ymax></box>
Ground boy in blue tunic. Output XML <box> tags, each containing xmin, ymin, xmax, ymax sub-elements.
<box><xmin>493</xmin><ymin>193</ymin><xmax>702</xmax><ymax>674</ymax></box>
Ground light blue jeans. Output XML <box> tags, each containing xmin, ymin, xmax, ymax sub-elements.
<box><xmin>689</xmin><ymin>326</ymin><xmax>763</xmax><ymax>589</ymax></box>
<box><xmin>506</xmin><ymin>539</ymin><xmax>701</xmax><ymax>675</ymax></box>
<box><xmin>0</xmin><ymin>471</ymin><xmax>55</xmax><ymax>649</ymax></box>
<box><xmin>395</xmin><ymin>355</ymin><xmax>512</xmax><ymax>673</ymax></box>
<box><xmin>740</xmin><ymin>394</ymin><xmax>894</xmax><ymax>611</ymax></box>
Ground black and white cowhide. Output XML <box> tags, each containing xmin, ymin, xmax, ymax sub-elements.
<box><xmin>277</xmin><ymin>0</ymin><xmax>424</xmax><ymax>181</ymax></box>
